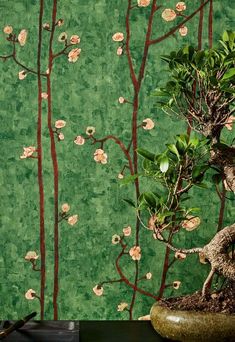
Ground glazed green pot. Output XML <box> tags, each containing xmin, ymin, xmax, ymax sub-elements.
<box><xmin>150</xmin><ymin>303</ymin><xmax>235</xmax><ymax>342</ymax></box>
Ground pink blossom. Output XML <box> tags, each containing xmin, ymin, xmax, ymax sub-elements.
<box><xmin>112</xmin><ymin>234</ymin><xmax>121</xmax><ymax>244</ymax></box>
<box><xmin>225</xmin><ymin>115</ymin><xmax>235</xmax><ymax>130</ymax></box>
<box><xmin>43</xmin><ymin>23</ymin><xmax>50</xmax><ymax>30</ymax></box>
<box><xmin>58</xmin><ymin>32</ymin><xmax>67</xmax><ymax>42</ymax></box>
<box><xmin>68</xmin><ymin>215</ymin><xmax>78</xmax><ymax>226</ymax></box>
<box><xmin>129</xmin><ymin>246</ymin><xmax>141</xmax><ymax>261</ymax></box>
<box><xmin>86</xmin><ymin>126</ymin><xmax>95</xmax><ymax>136</ymax></box>
<box><xmin>142</xmin><ymin>118</ymin><xmax>154</xmax><ymax>130</ymax></box>
<box><xmin>179</xmin><ymin>26</ymin><xmax>188</xmax><ymax>36</ymax></box>
<box><xmin>123</xmin><ymin>226</ymin><xmax>131</xmax><ymax>237</ymax></box>
<box><xmin>117</xmin><ymin>47</ymin><xmax>123</xmax><ymax>56</ymax></box>
<box><xmin>93</xmin><ymin>285</ymin><xmax>103</xmax><ymax>296</ymax></box>
<box><xmin>18</xmin><ymin>29</ymin><xmax>28</xmax><ymax>46</ymax></box>
<box><xmin>112</xmin><ymin>32</ymin><xmax>124</xmax><ymax>42</ymax></box>
<box><xmin>68</xmin><ymin>48</ymin><xmax>81</xmax><ymax>63</ymax></box>
<box><xmin>138</xmin><ymin>315</ymin><xmax>151</xmax><ymax>320</ymax></box>
<box><xmin>57</xmin><ymin>19</ymin><xmax>64</xmax><ymax>27</ymax></box>
<box><xmin>94</xmin><ymin>149</ymin><xmax>108</xmax><ymax>164</ymax></box>
<box><xmin>25</xmin><ymin>289</ymin><xmax>36</xmax><ymax>300</ymax></box>
<box><xmin>176</xmin><ymin>2</ymin><xmax>186</xmax><ymax>11</ymax></box>
<box><xmin>173</xmin><ymin>281</ymin><xmax>181</xmax><ymax>289</ymax></box>
<box><xmin>18</xmin><ymin>70</ymin><xmax>27</xmax><ymax>80</ymax></box>
<box><xmin>118</xmin><ymin>97</ymin><xmax>125</xmax><ymax>104</ymax></box>
<box><xmin>117</xmin><ymin>302</ymin><xmax>128</xmax><ymax>311</ymax></box>
<box><xmin>146</xmin><ymin>272</ymin><xmax>152</xmax><ymax>280</ymax></box>
<box><xmin>182</xmin><ymin>215</ymin><xmax>200</xmax><ymax>231</ymax></box>
<box><xmin>3</xmin><ymin>26</ymin><xmax>13</xmax><ymax>34</ymax></box>
<box><xmin>58</xmin><ymin>132</ymin><xmax>64</xmax><ymax>141</ymax></box>
<box><xmin>24</xmin><ymin>251</ymin><xmax>39</xmax><ymax>261</ymax></box>
<box><xmin>137</xmin><ymin>0</ymin><xmax>150</xmax><ymax>7</ymax></box>
<box><xmin>70</xmin><ymin>35</ymin><xmax>80</xmax><ymax>45</ymax></box>
<box><xmin>55</xmin><ymin>120</ymin><xmax>66</xmax><ymax>129</ymax></box>
<box><xmin>61</xmin><ymin>203</ymin><xmax>70</xmax><ymax>213</ymax></box>
<box><xmin>74</xmin><ymin>136</ymin><xmax>85</xmax><ymax>145</ymax></box>
<box><xmin>41</xmin><ymin>92</ymin><xmax>48</xmax><ymax>99</ymax></box>
<box><xmin>162</xmin><ymin>9</ymin><xmax>177</xmax><ymax>21</ymax></box>
<box><xmin>20</xmin><ymin>146</ymin><xmax>36</xmax><ymax>159</ymax></box>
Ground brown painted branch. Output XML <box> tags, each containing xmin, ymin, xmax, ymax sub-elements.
<box><xmin>91</xmin><ymin>135</ymin><xmax>134</xmax><ymax>175</ymax></box>
<box><xmin>37</xmin><ymin>0</ymin><xmax>46</xmax><ymax>321</ymax></box>
<box><xmin>149</xmin><ymin>0</ymin><xmax>210</xmax><ymax>46</ymax></box>
<box><xmin>0</xmin><ymin>50</ymin><xmax>46</xmax><ymax>76</ymax></box>
<box><xmin>125</xmin><ymin>0</ymin><xmax>138</xmax><ymax>91</ymax></box>
<box><xmin>208</xmin><ymin>0</ymin><xmax>213</xmax><ymax>48</ymax></box>
<box><xmin>100</xmin><ymin>279</ymin><xmax>124</xmax><ymax>286</ymax></box>
<box><xmin>158</xmin><ymin>243</ymin><xmax>171</xmax><ymax>298</ymax></box>
<box><xmin>198</xmin><ymin>0</ymin><xmax>205</xmax><ymax>50</ymax></box>
<box><xmin>128</xmin><ymin>261</ymin><xmax>139</xmax><ymax>320</ymax></box>
<box><xmin>137</xmin><ymin>0</ymin><xmax>157</xmax><ymax>86</ymax></box>
<box><xmin>0</xmin><ymin>54</ymin><xmax>13</xmax><ymax>60</ymax></box>
<box><xmin>115</xmin><ymin>249</ymin><xmax>159</xmax><ymax>301</ymax></box>
<box><xmin>47</xmin><ymin>0</ymin><xmax>59</xmax><ymax>320</ymax></box>
<box><xmin>129</xmin><ymin>0</ymin><xmax>162</xmax><ymax>308</ymax></box>
<box><xmin>52</xmin><ymin>43</ymin><xmax>73</xmax><ymax>59</ymax></box>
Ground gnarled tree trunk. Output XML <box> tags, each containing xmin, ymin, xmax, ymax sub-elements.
<box><xmin>202</xmin><ymin>223</ymin><xmax>235</xmax><ymax>281</ymax></box>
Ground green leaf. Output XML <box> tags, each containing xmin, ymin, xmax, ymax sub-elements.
<box><xmin>192</xmin><ymin>165</ymin><xmax>209</xmax><ymax>179</ymax></box>
<box><xmin>187</xmin><ymin>207</ymin><xmax>201</xmax><ymax>213</ymax></box>
<box><xmin>166</xmin><ymin>144</ymin><xmax>180</xmax><ymax>159</ymax></box>
<box><xmin>137</xmin><ymin>148</ymin><xmax>155</xmax><ymax>162</ymax></box>
<box><xmin>122</xmin><ymin>198</ymin><xmax>136</xmax><ymax>208</ymax></box>
<box><xmin>222</xmin><ymin>31</ymin><xmax>229</xmax><ymax>42</ymax></box>
<box><xmin>189</xmin><ymin>137</ymin><xmax>199</xmax><ymax>148</ymax></box>
<box><xmin>160</xmin><ymin>156</ymin><xmax>169</xmax><ymax>173</ymax></box>
<box><xmin>142</xmin><ymin>159</ymin><xmax>158</xmax><ymax>173</ymax></box>
<box><xmin>221</xmin><ymin>68</ymin><xmax>235</xmax><ymax>81</ymax></box>
<box><xmin>212</xmin><ymin>173</ymin><xmax>222</xmax><ymax>185</ymax></box>
<box><xmin>143</xmin><ymin>192</ymin><xmax>157</xmax><ymax>208</ymax></box>
<box><xmin>194</xmin><ymin>182</ymin><xmax>208</xmax><ymax>189</ymax></box>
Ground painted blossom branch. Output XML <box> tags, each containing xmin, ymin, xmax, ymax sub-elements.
<box><xmin>90</xmin><ymin>134</ymin><xmax>134</xmax><ymax>175</ymax></box>
<box><xmin>0</xmin><ymin>36</ymin><xmax>46</xmax><ymax>76</ymax></box>
<box><xmin>36</xmin><ymin>0</ymin><xmax>46</xmax><ymax>320</ymax></box>
<box><xmin>125</xmin><ymin>0</ymin><xmax>138</xmax><ymax>91</ymax></box>
<box><xmin>115</xmin><ymin>248</ymin><xmax>159</xmax><ymax>301</ymax></box>
<box><xmin>47</xmin><ymin>0</ymin><xmax>60</xmax><ymax>320</ymax></box>
<box><xmin>149</xmin><ymin>0</ymin><xmax>210</xmax><ymax>45</ymax></box>
<box><xmin>52</xmin><ymin>43</ymin><xmax>73</xmax><ymax>59</ymax></box>
<box><xmin>92</xmin><ymin>0</ymin><xmax>215</xmax><ymax>318</ymax></box>
<box><xmin>208</xmin><ymin>0</ymin><xmax>213</xmax><ymax>48</ymax></box>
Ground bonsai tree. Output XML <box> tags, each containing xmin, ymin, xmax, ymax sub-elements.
<box><xmin>137</xmin><ymin>31</ymin><xmax>235</xmax><ymax>299</ymax></box>
<box><xmin>154</xmin><ymin>30</ymin><xmax>235</xmax><ymax>192</ymax></box>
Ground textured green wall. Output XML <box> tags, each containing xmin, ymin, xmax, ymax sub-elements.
<box><xmin>0</xmin><ymin>0</ymin><xmax>234</xmax><ymax>320</ymax></box>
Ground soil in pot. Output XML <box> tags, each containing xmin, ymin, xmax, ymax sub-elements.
<box><xmin>159</xmin><ymin>281</ymin><xmax>235</xmax><ymax>314</ymax></box>
<box><xmin>150</xmin><ymin>282</ymin><xmax>235</xmax><ymax>342</ymax></box>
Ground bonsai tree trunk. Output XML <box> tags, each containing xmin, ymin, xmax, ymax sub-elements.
<box><xmin>201</xmin><ymin>224</ymin><xmax>235</xmax><ymax>295</ymax></box>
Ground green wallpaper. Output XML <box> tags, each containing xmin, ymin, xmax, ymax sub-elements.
<box><xmin>0</xmin><ymin>0</ymin><xmax>234</xmax><ymax>320</ymax></box>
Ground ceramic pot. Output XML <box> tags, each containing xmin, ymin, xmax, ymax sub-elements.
<box><xmin>150</xmin><ymin>303</ymin><xmax>235</xmax><ymax>342</ymax></box>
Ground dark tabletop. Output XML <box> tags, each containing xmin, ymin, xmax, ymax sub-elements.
<box><xmin>80</xmin><ymin>321</ymin><xmax>171</xmax><ymax>342</ymax></box>
<box><xmin>0</xmin><ymin>320</ymin><xmax>173</xmax><ymax>342</ymax></box>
